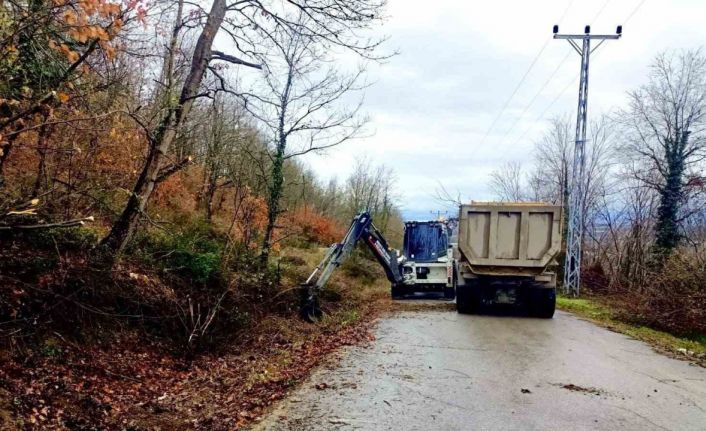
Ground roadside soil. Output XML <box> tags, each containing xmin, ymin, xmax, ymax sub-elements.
<box><xmin>0</xmin><ymin>245</ymin><xmax>401</xmax><ymax>430</ymax></box>
<box><xmin>0</xmin><ymin>301</ymin><xmax>386</xmax><ymax>430</ymax></box>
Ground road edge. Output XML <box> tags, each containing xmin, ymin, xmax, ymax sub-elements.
<box><xmin>557</xmin><ymin>296</ymin><xmax>706</xmax><ymax>368</ymax></box>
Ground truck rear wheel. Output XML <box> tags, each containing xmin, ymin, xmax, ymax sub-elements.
<box><xmin>456</xmin><ymin>283</ymin><xmax>479</xmax><ymax>314</ymax></box>
<box><xmin>530</xmin><ymin>287</ymin><xmax>556</xmax><ymax>318</ymax></box>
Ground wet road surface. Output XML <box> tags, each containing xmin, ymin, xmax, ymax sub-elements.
<box><xmin>252</xmin><ymin>308</ymin><xmax>706</xmax><ymax>430</ymax></box>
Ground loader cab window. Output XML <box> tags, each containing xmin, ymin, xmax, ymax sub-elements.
<box><xmin>403</xmin><ymin>222</ymin><xmax>448</xmax><ymax>262</ymax></box>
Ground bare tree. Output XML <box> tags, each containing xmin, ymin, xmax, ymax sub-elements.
<box><xmin>194</xmin><ymin>96</ymin><xmax>258</xmax><ymax>221</ymax></box>
<box><xmin>528</xmin><ymin>115</ymin><xmax>615</xmax><ymax>234</ymax></box>
<box><xmin>583</xmin><ymin>116</ymin><xmax>617</xmax><ymax>227</ymax></box>
<box><xmin>619</xmin><ymin>49</ymin><xmax>706</xmax><ymax>259</ymax></box>
<box><xmin>488</xmin><ymin>161</ymin><xmax>525</xmax><ymax>202</ymax></box>
<box><xmin>239</xmin><ymin>14</ymin><xmax>368</xmax><ymax>265</ymax></box>
<box><xmin>433</xmin><ymin>181</ymin><xmax>463</xmax><ymax>209</ymax></box>
<box><xmin>102</xmin><ymin>0</ymin><xmax>387</xmax><ymax>258</ymax></box>
<box><xmin>528</xmin><ymin>116</ymin><xmax>572</xmax><ymax>205</ymax></box>
<box><xmin>342</xmin><ymin>156</ymin><xmax>401</xmax><ymax>237</ymax></box>
<box><xmin>101</xmin><ymin>0</ymin><xmax>261</xmax><ymax>255</ymax></box>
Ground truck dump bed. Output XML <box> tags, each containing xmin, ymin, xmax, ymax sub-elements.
<box><xmin>457</xmin><ymin>202</ymin><xmax>562</xmax><ymax>276</ymax></box>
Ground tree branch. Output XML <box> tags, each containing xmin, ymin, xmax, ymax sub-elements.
<box><xmin>155</xmin><ymin>156</ymin><xmax>193</xmax><ymax>184</ymax></box>
<box><xmin>0</xmin><ymin>216</ymin><xmax>94</xmax><ymax>231</ymax></box>
<box><xmin>211</xmin><ymin>50</ymin><xmax>262</xmax><ymax>69</ymax></box>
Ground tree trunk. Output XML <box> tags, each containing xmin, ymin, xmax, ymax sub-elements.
<box><xmin>31</xmin><ymin>115</ymin><xmax>52</xmax><ymax>198</ymax></box>
<box><xmin>259</xmin><ymin>63</ymin><xmax>294</xmax><ymax>267</ymax></box>
<box><xmin>204</xmin><ymin>176</ymin><xmax>217</xmax><ymax>221</ymax></box>
<box><xmin>260</xmin><ymin>141</ymin><xmax>285</xmax><ymax>267</ymax></box>
<box><xmin>101</xmin><ymin>0</ymin><xmax>226</xmax><ymax>256</ymax></box>
<box><xmin>653</xmin><ymin>135</ymin><xmax>686</xmax><ymax>260</ymax></box>
<box><xmin>0</xmin><ymin>125</ymin><xmax>21</xmax><ymax>189</ymax></box>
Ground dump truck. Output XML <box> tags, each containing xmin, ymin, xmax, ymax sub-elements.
<box><xmin>396</xmin><ymin>220</ymin><xmax>454</xmax><ymax>299</ymax></box>
<box><xmin>454</xmin><ymin>202</ymin><xmax>562</xmax><ymax>318</ymax></box>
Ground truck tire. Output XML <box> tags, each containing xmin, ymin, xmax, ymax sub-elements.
<box><xmin>391</xmin><ymin>284</ymin><xmax>404</xmax><ymax>299</ymax></box>
<box><xmin>456</xmin><ymin>283</ymin><xmax>479</xmax><ymax>314</ymax></box>
<box><xmin>530</xmin><ymin>287</ymin><xmax>556</xmax><ymax>318</ymax></box>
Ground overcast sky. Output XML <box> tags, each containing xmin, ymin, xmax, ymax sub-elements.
<box><xmin>295</xmin><ymin>0</ymin><xmax>706</xmax><ymax>220</ymax></box>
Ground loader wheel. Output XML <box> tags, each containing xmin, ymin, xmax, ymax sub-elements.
<box><xmin>391</xmin><ymin>284</ymin><xmax>404</xmax><ymax>299</ymax></box>
<box><xmin>444</xmin><ymin>285</ymin><xmax>455</xmax><ymax>300</ymax></box>
<box><xmin>530</xmin><ymin>287</ymin><xmax>556</xmax><ymax>319</ymax></box>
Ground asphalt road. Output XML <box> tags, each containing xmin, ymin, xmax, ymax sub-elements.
<box><xmin>252</xmin><ymin>307</ymin><xmax>706</xmax><ymax>431</ymax></box>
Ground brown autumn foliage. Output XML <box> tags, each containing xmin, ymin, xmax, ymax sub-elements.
<box><xmin>605</xmin><ymin>254</ymin><xmax>706</xmax><ymax>336</ymax></box>
<box><xmin>0</xmin><ymin>0</ymin><xmax>400</xmax><ymax>427</ymax></box>
<box><xmin>286</xmin><ymin>206</ymin><xmax>347</xmax><ymax>246</ymax></box>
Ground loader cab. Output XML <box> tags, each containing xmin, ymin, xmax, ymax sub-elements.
<box><xmin>403</xmin><ymin>221</ymin><xmax>448</xmax><ymax>262</ymax></box>
<box><xmin>399</xmin><ymin>221</ymin><xmax>455</xmax><ymax>298</ymax></box>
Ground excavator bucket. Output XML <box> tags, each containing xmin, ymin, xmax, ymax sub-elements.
<box><xmin>299</xmin><ymin>282</ymin><xmax>323</xmax><ymax>322</ymax></box>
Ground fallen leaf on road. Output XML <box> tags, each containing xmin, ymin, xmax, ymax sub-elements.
<box><xmin>329</xmin><ymin>418</ymin><xmax>349</xmax><ymax>425</ymax></box>
<box><xmin>559</xmin><ymin>383</ymin><xmax>603</xmax><ymax>395</ymax></box>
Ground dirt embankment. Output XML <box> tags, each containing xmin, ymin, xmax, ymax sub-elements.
<box><xmin>0</xmin><ymin>242</ymin><xmax>394</xmax><ymax>430</ymax></box>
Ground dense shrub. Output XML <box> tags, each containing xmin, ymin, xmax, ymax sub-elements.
<box><xmin>582</xmin><ymin>262</ymin><xmax>610</xmax><ymax>293</ymax></box>
<box><xmin>619</xmin><ymin>252</ymin><xmax>706</xmax><ymax>335</ymax></box>
<box><xmin>132</xmin><ymin>218</ymin><xmax>224</xmax><ymax>284</ymax></box>
<box><xmin>17</xmin><ymin>226</ymin><xmax>101</xmax><ymax>251</ymax></box>
<box><xmin>287</xmin><ymin>207</ymin><xmax>346</xmax><ymax>246</ymax></box>
<box><xmin>341</xmin><ymin>250</ymin><xmax>380</xmax><ymax>286</ymax></box>
<box><xmin>279</xmin><ymin>254</ymin><xmax>307</xmax><ymax>266</ymax></box>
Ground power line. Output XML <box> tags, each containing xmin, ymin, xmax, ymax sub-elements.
<box><xmin>478</xmin><ymin>39</ymin><xmax>551</xmax><ymax>146</ymax></box>
<box><xmin>509</xmin><ymin>0</ymin><xmax>642</xmax><ymax>148</ymax></box>
<box><xmin>509</xmin><ymin>40</ymin><xmax>612</xmax><ymax>148</ymax></box>
<box><xmin>557</xmin><ymin>0</ymin><xmax>575</xmax><ymax>23</ymax></box>
<box><xmin>625</xmin><ymin>0</ymin><xmax>647</xmax><ymax>24</ymax></box>
<box><xmin>478</xmin><ymin>0</ymin><xmax>575</xmax><ymax>146</ymax></box>
<box><xmin>510</xmin><ymin>72</ymin><xmax>578</xmax><ymax>147</ymax></box>
<box><xmin>494</xmin><ymin>0</ymin><xmax>612</xmax><ymax>146</ymax></box>
<box><xmin>500</xmin><ymin>0</ymin><xmax>618</xmax><ymax>148</ymax></box>
<box><xmin>497</xmin><ymin>49</ymin><xmax>572</xmax><ymax>143</ymax></box>
<box><xmin>591</xmin><ymin>0</ymin><xmax>612</xmax><ymax>23</ymax></box>
<box><xmin>556</xmin><ymin>26</ymin><xmax>622</xmax><ymax>297</ymax></box>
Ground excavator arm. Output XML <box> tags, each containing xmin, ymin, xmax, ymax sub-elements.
<box><xmin>300</xmin><ymin>211</ymin><xmax>403</xmax><ymax>320</ymax></box>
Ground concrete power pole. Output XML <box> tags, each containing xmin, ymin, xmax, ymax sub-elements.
<box><xmin>553</xmin><ymin>25</ymin><xmax>621</xmax><ymax>296</ymax></box>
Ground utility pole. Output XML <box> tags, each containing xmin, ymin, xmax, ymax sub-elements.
<box><xmin>553</xmin><ymin>24</ymin><xmax>621</xmax><ymax>296</ymax></box>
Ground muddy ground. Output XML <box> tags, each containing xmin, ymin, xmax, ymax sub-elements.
<box><xmin>252</xmin><ymin>306</ymin><xmax>706</xmax><ymax>431</ymax></box>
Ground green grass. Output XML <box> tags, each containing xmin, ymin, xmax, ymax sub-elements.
<box><xmin>557</xmin><ymin>296</ymin><xmax>706</xmax><ymax>362</ymax></box>
<box><xmin>556</xmin><ymin>297</ymin><xmax>611</xmax><ymax>320</ymax></box>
